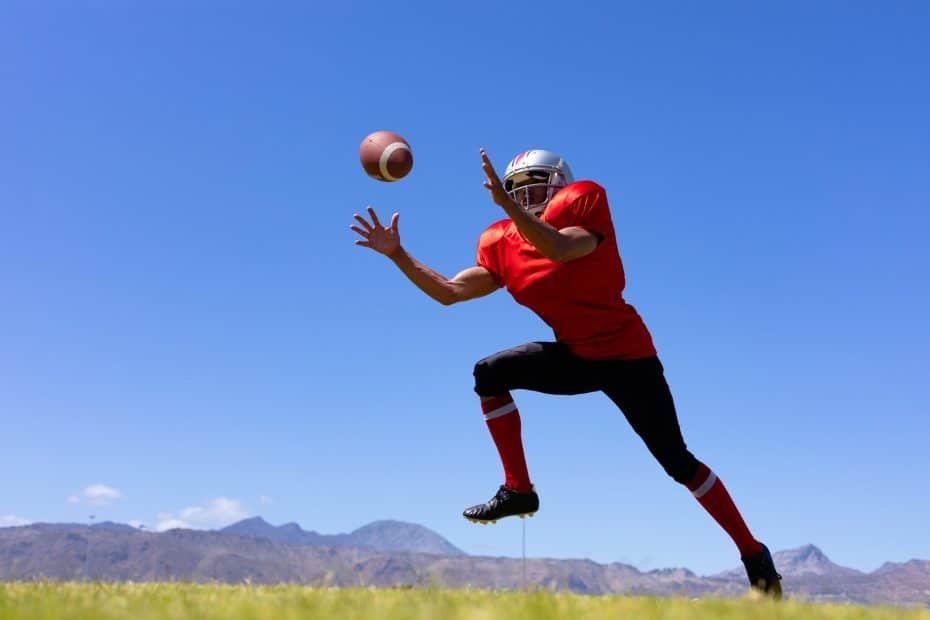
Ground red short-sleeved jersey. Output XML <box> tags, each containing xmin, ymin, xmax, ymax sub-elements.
<box><xmin>476</xmin><ymin>180</ymin><xmax>656</xmax><ymax>360</ymax></box>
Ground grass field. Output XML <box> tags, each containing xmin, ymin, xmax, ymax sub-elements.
<box><xmin>1</xmin><ymin>583</ymin><xmax>928</xmax><ymax>620</ymax></box>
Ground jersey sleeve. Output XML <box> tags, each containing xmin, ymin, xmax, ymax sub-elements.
<box><xmin>476</xmin><ymin>224</ymin><xmax>505</xmax><ymax>287</ymax></box>
<box><xmin>546</xmin><ymin>182</ymin><xmax>613</xmax><ymax>240</ymax></box>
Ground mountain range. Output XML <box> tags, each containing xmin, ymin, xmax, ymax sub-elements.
<box><xmin>1</xmin><ymin>518</ymin><xmax>928</xmax><ymax>607</ymax></box>
<box><xmin>220</xmin><ymin>517</ymin><xmax>464</xmax><ymax>556</ymax></box>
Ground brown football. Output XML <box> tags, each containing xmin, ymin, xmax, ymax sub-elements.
<box><xmin>359</xmin><ymin>130</ymin><xmax>413</xmax><ymax>182</ymax></box>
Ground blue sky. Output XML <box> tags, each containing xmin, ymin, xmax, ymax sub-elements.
<box><xmin>1</xmin><ymin>2</ymin><xmax>928</xmax><ymax>576</ymax></box>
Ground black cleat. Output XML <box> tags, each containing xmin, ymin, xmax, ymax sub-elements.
<box><xmin>742</xmin><ymin>543</ymin><xmax>783</xmax><ymax>599</ymax></box>
<box><xmin>463</xmin><ymin>485</ymin><xmax>539</xmax><ymax>524</ymax></box>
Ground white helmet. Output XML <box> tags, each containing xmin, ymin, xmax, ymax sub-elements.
<box><xmin>502</xmin><ymin>149</ymin><xmax>574</xmax><ymax>215</ymax></box>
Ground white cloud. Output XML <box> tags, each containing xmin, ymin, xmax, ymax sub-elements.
<box><xmin>154</xmin><ymin>497</ymin><xmax>250</xmax><ymax>532</ymax></box>
<box><xmin>180</xmin><ymin>497</ymin><xmax>250</xmax><ymax>524</ymax></box>
<box><xmin>0</xmin><ymin>515</ymin><xmax>30</xmax><ymax>527</ymax></box>
<box><xmin>67</xmin><ymin>484</ymin><xmax>122</xmax><ymax>506</ymax></box>
<box><xmin>154</xmin><ymin>518</ymin><xmax>190</xmax><ymax>532</ymax></box>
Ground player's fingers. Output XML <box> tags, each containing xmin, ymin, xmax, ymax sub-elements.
<box><xmin>350</xmin><ymin>225</ymin><xmax>369</xmax><ymax>238</ymax></box>
<box><xmin>354</xmin><ymin>240</ymin><xmax>371</xmax><ymax>248</ymax></box>
<box><xmin>479</xmin><ymin>148</ymin><xmax>498</xmax><ymax>172</ymax></box>
<box><xmin>367</xmin><ymin>206</ymin><xmax>382</xmax><ymax>227</ymax></box>
<box><xmin>353</xmin><ymin>214</ymin><xmax>373</xmax><ymax>231</ymax></box>
<box><xmin>482</xmin><ymin>165</ymin><xmax>501</xmax><ymax>185</ymax></box>
<box><xmin>389</xmin><ymin>212</ymin><xmax>399</xmax><ymax>232</ymax></box>
<box><xmin>479</xmin><ymin>149</ymin><xmax>491</xmax><ymax>169</ymax></box>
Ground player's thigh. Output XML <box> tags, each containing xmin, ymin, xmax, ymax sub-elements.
<box><xmin>601</xmin><ymin>357</ymin><xmax>697</xmax><ymax>480</ymax></box>
<box><xmin>473</xmin><ymin>341</ymin><xmax>600</xmax><ymax>396</ymax></box>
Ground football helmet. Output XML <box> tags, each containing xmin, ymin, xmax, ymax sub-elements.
<box><xmin>502</xmin><ymin>149</ymin><xmax>574</xmax><ymax>215</ymax></box>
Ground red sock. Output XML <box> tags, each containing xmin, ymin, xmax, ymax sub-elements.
<box><xmin>481</xmin><ymin>394</ymin><xmax>532</xmax><ymax>493</ymax></box>
<box><xmin>687</xmin><ymin>462</ymin><xmax>763</xmax><ymax>558</ymax></box>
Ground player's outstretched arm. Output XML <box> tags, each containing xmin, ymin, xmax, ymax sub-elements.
<box><xmin>480</xmin><ymin>148</ymin><xmax>598</xmax><ymax>263</ymax></box>
<box><xmin>351</xmin><ymin>207</ymin><xmax>499</xmax><ymax>305</ymax></box>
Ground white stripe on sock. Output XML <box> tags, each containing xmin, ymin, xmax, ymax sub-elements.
<box><xmin>692</xmin><ymin>471</ymin><xmax>718</xmax><ymax>498</ymax></box>
<box><xmin>483</xmin><ymin>402</ymin><xmax>517</xmax><ymax>421</ymax></box>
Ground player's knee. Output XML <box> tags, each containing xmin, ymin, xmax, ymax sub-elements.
<box><xmin>659</xmin><ymin>451</ymin><xmax>700</xmax><ymax>486</ymax></box>
<box><xmin>473</xmin><ymin>353</ymin><xmax>511</xmax><ymax>396</ymax></box>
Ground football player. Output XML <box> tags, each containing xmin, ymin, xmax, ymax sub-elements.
<box><xmin>351</xmin><ymin>148</ymin><xmax>783</xmax><ymax>597</ymax></box>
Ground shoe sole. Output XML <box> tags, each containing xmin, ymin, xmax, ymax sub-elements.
<box><xmin>465</xmin><ymin>512</ymin><xmax>536</xmax><ymax>524</ymax></box>
<box><xmin>750</xmin><ymin>578</ymin><xmax>783</xmax><ymax>600</ymax></box>
<box><xmin>767</xmin><ymin>580</ymin><xmax>783</xmax><ymax>600</ymax></box>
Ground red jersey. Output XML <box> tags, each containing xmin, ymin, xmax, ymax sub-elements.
<box><xmin>476</xmin><ymin>180</ymin><xmax>656</xmax><ymax>360</ymax></box>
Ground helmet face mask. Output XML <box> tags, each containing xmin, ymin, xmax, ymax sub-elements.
<box><xmin>502</xmin><ymin>150</ymin><xmax>574</xmax><ymax>216</ymax></box>
<box><xmin>506</xmin><ymin>180</ymin><xmax>555</xmax><ymax>215</ymax></box>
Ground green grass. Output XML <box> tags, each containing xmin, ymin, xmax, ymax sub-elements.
<box><xmin>1</xmin><ymin>583</ymin><xmax>928</xmax><ymax>620</ymax></box>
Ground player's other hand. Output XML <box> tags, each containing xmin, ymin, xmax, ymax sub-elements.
<box><xmin>351</xmin><ymin>206</ymin><xmax>401</xmax><ymax>258</ymax></box>
<box><xmin>480</xmin><ymin>148</ymin><xmax>517</xmax><ymax>210</ymax></box>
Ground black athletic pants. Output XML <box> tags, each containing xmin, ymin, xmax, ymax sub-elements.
<box><xmin>473</xmin><ymin>341</ymin><xmax>701</xmax><ymax>485</ymax></box>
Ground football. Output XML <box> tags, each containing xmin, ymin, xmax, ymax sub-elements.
<box><xmin>359</xmin><ymin>131</ymin><xmax>413</xmax><ymax>182</ymax></box>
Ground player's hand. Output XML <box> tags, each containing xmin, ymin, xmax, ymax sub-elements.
<box><xmin>480</xmin><ymin>148</ymin><xmax>517</xmax><ymax>211</ymax></box>
<box><xmin>351</xmin><ymin>206</ymin><xmax>401</xmax><ymax>258</ymax></box>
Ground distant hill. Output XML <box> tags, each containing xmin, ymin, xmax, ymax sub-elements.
<box><xmin>344</xmin><ymin>520</ymin><xmax>465</xmax><ymax>557</ymax></box>
<box><xmin>773</xmin><ymin>544</ymin><xmax>864</xmax><ymax>577</ymax></box>
<box><xmin>0</xmin><ymin>521</ymin><xmax>927</xmax><ymax>606</ymax></box>
<box><xmin>90</xmin><ymin>521</ymin><xmax>140</xmax><ymax>534</ymax></box>
<box><xmin>219</xmin><ymin>517</ymin><xmax>342</xmax><ymax>547</ymax></box>
<box><xmin>218</xmin><ymin>517</ymin><xmax>465</xmax><ymax>556</ymax></box>
<box><xmin>714</xmin><ymin>544</ymin><xmax>863</xmax><ymax>579</ymax></box>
